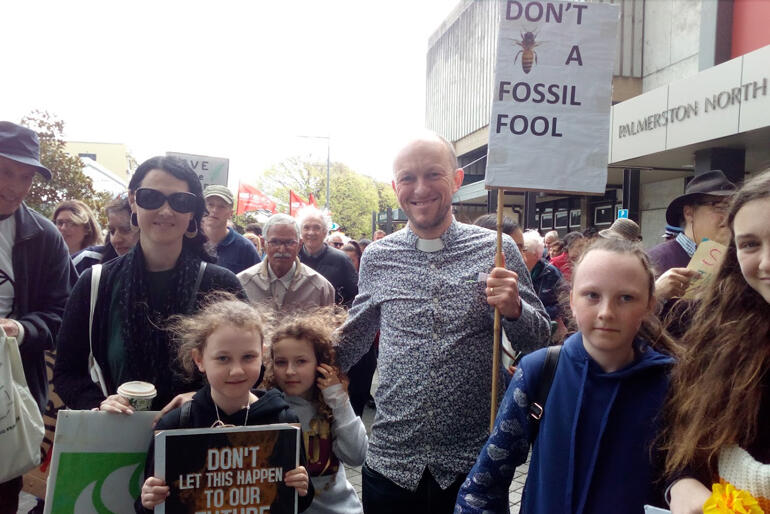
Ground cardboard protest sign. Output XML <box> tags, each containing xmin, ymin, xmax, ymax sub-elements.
<box><xmin>44</xmin><ymin>410</ymin><xmax>157</xmax><ymax>514</ymax></box>
<box><xmin>485</xmin><ymin>0</ymin><xmax>619</xmax><ymax>194</ymax></box>
<box><xmin>155</xmin><ymin>424</ymin><xmax>300</xmax><ymax>514</ymax></box>
<box><xmin>166</xmin><ymin>152</ymin><xmax>230</xmax><ymax>189</ymax></box>
<box><xmin>683</xmin><ymin>239</ymin><xmax>727</xmax><ymax>299</ymax></box>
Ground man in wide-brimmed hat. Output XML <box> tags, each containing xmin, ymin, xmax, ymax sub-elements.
<box><xmin>647</xmin><ymin>170</ymin><xmax>736</xmax><ymax>301</ymax></box>
<box><xmin>0</xmin><ymin>121</ymin><xmax>76</xmax><ymax>511</ymax></box>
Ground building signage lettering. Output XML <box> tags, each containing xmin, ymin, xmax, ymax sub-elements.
<box><xmin>618</xmin><ymin>78</ymin><xmax>767</xmax><ymax>138</ymax></box>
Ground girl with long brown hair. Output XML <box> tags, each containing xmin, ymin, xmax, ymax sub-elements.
<box><xmin>661</xmin><ymin>169</ymin><xmax>770</xmax><ymax>513</ymax></box>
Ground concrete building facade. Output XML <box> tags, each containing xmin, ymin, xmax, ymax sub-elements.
<box><xmin>426</xmin><ymin>0</ymin><xmax>770</xmax><ymax>248</ymax></box>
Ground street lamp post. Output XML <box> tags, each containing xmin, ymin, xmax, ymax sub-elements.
<box><xmin>297</xmin><ymin>135</ymin><xmax>331</xmax><ymax>211</ymax></box>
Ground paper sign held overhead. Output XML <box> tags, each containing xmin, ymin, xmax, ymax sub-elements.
<box><xmin>485</xmin><ymin>0</ymin><xmax>619</xmax><ymax>194</ymax></box>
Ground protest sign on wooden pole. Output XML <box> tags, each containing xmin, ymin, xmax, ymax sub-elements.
<box><xmin>486</xmin><ymin>0</ymin><xmax>619</xmax><ymax>426</ymax></box>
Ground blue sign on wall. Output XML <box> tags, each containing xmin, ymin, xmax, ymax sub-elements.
<box><xmin>617</xmin><ymin>209</ymin><xmax>629</xmax><ymax>219</ymax></box>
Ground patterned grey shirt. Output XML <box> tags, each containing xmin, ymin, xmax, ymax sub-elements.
<box><xmin>337</xmin><ymin>219</ymin><xmax>551</xmax><ymax>491</ymax></box>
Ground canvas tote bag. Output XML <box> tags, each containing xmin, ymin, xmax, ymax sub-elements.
<box><xmin>0</xmin><ymin>325</ymin><xmax>45</xmax><ymax>482</ymax></box>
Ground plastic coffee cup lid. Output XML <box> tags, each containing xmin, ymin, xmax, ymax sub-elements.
<box><xmin>117</xmin><ymin>381</ymin><xmax>157</xmax><ymax>398</ymax></box>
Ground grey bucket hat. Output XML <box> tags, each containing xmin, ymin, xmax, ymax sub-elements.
<box><xmin>0</xmin><ymin>121</ymin><xmax>52</xmax><ymax>180</ymax></box>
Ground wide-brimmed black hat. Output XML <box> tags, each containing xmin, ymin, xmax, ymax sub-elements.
<box><xmin>665</xmin><ymin>170</ymin><xmax>736</xmax><ymax>226</ymax></box>
<box><xmin>0</xmin><ymin>121</ymin><xmax>52</xmax><ymax>180</ymax></box>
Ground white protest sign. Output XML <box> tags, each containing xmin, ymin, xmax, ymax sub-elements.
<box><xmin>44</xmin><ymin>410</ymin><xmax>157</xmax><ymax>514</ymax></box>
<box><xmin>166</xmin><ymin>152</ymin><xmax>230</xmax><ymax>189</ymax></box>
<box><xmin>485</xmin><ymin>0</ymin><xmax>619</xmax><ymax>194</ymax></box>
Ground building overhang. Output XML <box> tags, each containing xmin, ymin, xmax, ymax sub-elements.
<box><xmin>609</xmin><ymin>44</ymin><xmax>770</xmax><ymax>172</ymax></box>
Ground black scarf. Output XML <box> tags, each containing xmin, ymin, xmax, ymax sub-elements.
<box><xmin>117</xmin><ymin>243</ymin><xmax>202</xmax><ymax>397</ymax></box>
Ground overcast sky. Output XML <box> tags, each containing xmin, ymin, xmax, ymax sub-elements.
<box><xmin>2</xmin><ymin>0</ymin><xmax>460</xmax><ymax>187</ymax></box>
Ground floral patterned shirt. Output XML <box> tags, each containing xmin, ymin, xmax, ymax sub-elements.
<box><xmin>337</xmin><ymin>219</ymin><xmax>551</xmax><ymax>491</ymax></box>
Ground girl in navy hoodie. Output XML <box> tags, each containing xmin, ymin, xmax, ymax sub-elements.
<box><xmin>456</xmin><ymin>238</ymin><xmax>677</xmax><ymax>514</ymax></box>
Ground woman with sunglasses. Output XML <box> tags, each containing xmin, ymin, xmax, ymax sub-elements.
<box><xmin>54</xmin><ymin>156</ymin><xmax>247</xmax><ymax>413</ymax></box>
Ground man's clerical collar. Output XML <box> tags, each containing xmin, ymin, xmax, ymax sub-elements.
<box><xmin>416</xmin><ymin>237</ymin><xmax>444</xmax><ymax>253</ymax></box>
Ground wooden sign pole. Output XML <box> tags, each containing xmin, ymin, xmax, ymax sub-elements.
<box><xmin>490</xmin><ymin>188</ymin><xmax>504</xmax><ymax>432</ymax></box>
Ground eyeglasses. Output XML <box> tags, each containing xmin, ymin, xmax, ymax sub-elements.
<box><xmin>267</xmin><ymin>239</ymin><xmax>299</xmax><ymax>248</ymax></box>
<box><xmin>135</xmin><ymin>188</ymin><xmax>200</xmax><ymax>214</ymax></box>
<box><xmin>331</xmin><ymin>242</ymin><xmax>344</xmax><ymax>248</ymax></box>
<box><xmin>699</xmin><ymin>200</ymin><xmax>730</xmax><ymax>213</ymax></box>
<box><xmin>55</xmin><ymin>219</ymin><xmax>79</xmax><ymax>229</ymax></box>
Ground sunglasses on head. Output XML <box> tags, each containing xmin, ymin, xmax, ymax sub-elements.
<box><xmin>135</xmin><ymin>188</ymin><xmax>200</xmax><ymax>214</ymax></box>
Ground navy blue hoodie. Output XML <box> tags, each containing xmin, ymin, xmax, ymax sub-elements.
<box><xmin>456</xmin><ymin>332</ymin><xmax>674</xmax><ymax>513</ymax></box>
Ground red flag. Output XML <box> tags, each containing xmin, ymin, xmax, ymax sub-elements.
<box><xmin>289</xmin><ymin>190</ymin><xmax>313</xmax><ymax>216</ymax></box>
<box><xmin>236</xmin><ymin>183</ymin><xmax>277</xmax><ymax>215</ymax></box>
<box><xmin>308</xmin><ymin>193</ymin><xmax>318</xmax><ymax>207</ymax></box>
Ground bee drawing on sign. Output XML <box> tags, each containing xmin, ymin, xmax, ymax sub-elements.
<box><xmin>513</xmin><ymin>29</ymin><xmax>541</xmax><ymax>74</ymax></box>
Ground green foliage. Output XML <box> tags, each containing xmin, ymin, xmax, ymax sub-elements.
<box><xmin>258</xmin><ymin>157</ymin><xmax>395</xmax><ymax>239</ymax></box>
<box><xmin>20</xmin><ymin>110</ymin><xmax>112</xmax><ymax>225</ymax></box>
<box><xmin>376</xmin><ymin>181</ymin><xmax>399</xmax><ymax>213</ymax></box>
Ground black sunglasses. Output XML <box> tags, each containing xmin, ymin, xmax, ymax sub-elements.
<box><xmin>135</xmin><ymin>188</ymin><xmax>200</xmax><ymax>214</ymax></box>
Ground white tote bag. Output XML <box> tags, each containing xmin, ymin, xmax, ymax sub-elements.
<box><xmin>0</xmin><ymin>326</ymin><xmax>45</xmax><ymax>482</ymax></box>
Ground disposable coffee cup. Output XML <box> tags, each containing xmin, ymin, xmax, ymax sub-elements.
<box><xmin>117</xmin><ymin>381</ymin><xmax>157</xmax><ymax>411</ymax></box>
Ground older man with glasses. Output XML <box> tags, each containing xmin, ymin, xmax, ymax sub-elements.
<box><xmin>237</xmin><ymin>213</ymin><xmax>334</xmax><ymax>311</ymax></box>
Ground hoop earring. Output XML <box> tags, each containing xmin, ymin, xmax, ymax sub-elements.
<box><xmin>185</xmin><ymin>219</ymin><xmax>198</xmax><ymax>238</ymax></box>
<box><xmin>130</xmin><ymin>212</ymin><xmax>138</xmax><ymax>227</ymax></box>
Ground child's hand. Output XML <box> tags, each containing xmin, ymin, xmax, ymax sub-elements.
<box><xmin>141</xmin><ymin>476</ymin><xmax>169</xmax><ymax>509</ymax></box>
<box><xmin>316</xmin><ymin>364</ymin><xmax>341</xmax><ymax>391</ymax></box>
<box><xmin>285</xmin><ymin>466</ymin><xmax>309</xmax><ymax>496</ymax></box>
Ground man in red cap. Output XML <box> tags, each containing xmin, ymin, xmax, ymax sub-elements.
<box><xmin>0</xmin><ymin>121</ymin><xmax>76</xmax><ymax>512</ymax></box>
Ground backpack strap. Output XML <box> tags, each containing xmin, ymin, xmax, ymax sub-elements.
<box><xmin>528</xmin><ymin>345</ymin><xmax>562</xmax><ymax>444</ymax></box>
<box><xmin>179</xmin><ymin>400</ymin><xmax>193</xmax><ymax>428</ymax></box>
<box><xmin>186</xmin><ymin>261</ymin><xmax>207</xmax><ymax>312</ymax></box>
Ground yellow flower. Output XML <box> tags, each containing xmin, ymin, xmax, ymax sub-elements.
<box><xmin>703</xmin><ymin>482</ymin><xmax>764</xmax><ymax>514</ymax></box>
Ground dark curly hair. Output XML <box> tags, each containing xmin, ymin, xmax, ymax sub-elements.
<box><xmin>264</xmin><ymin>307</ymin><xmax>348</xmax><ymax>423</ymax></box>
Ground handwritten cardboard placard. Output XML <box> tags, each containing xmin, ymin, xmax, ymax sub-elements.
<box><xmin>684</xmin><ymin>239</ymin><xmax>728</xmax><ymax>299</ymax></box>
<box><xmin>155</xmin><ymin>424</ymin><xmax>300</xmax><ymax>514</ymax></box>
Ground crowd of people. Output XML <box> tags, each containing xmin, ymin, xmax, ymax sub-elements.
<box><xmin>1</xmin><ymin>120</ymin><xmax>768</xmax><ymax>514</ymax></box>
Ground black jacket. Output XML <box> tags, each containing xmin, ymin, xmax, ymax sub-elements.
<box><xmin>531</xmin><ymin>259</ymin><xmax>564</xmax><ymax>321</ymax></box>
<box><xmin>299</xmin><ymin>244</ymin><xmax>358</xmax><ymax>307</ymax></box>
<box><xmin>136</xmin><ymin>385</ymin><xmax>315</xmax><ymax>513</ymax></box>
<box><xmin>53</xmin><ymin>255</ymin><xmax>246</xmax><ymax>410</ymax></box>
<box><xmin>72</xmin><ymin>243</ymin><xmax>119</xmax><ymax>275</ymax></box>
<box><xmin>11</xmin><ymin>202</ymin><xmax>77</xmax><ymax>412</ymax></box>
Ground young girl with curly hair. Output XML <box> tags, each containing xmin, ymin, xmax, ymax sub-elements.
<box><xmin>265</xmin><ymin>308</ymin><xmax>368</xmax><ymax>514</ymax></box>
<box><xmin>137</xmin><ymin>294</ymin><xmax>313</xmax><ymax>513</ymax></box>
<box><xmin>661</xmin><ymin>169</ymin><xmax>770</xmax><ymax>513</ymax></box>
